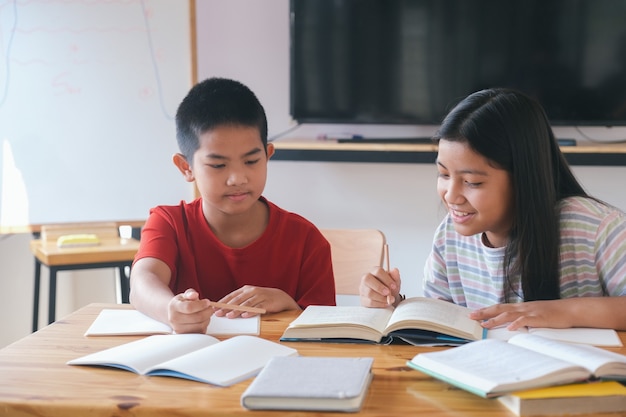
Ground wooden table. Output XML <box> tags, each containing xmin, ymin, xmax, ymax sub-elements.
<box><xmin>29</xmin><ymin>238</ymin><xmax>140</xmax><ymax>331</ymax></box>
<box><xmin>1</xmin><ymin>303</ymin><xmax>626</xmax><ymax>417</ymax></box>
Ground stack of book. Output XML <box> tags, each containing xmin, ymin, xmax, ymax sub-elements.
<box><xmin>406</xmin><ymin>332</ymin><xmax>626</xmax><ymax>415</ymax></box>
<box><xmin>498</xmin><ymin>381</ymin><xmax>626</xmax><ymax>416</ymax></box>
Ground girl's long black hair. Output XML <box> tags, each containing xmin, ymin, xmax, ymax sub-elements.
<box><xmin>433</xmin><ymin>88</ymin><xmax>588</xmax><ymax>301</ymax></box>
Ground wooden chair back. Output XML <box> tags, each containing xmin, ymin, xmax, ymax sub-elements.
<box><xmin>40</xmin><ymin>222</ymin><xmax>120</xmax><ymax>243</ymax></box>
<box><xmin>320</xmin><ymin>229</ymin><xmax>387</xmax><ymax>296</ymax></box>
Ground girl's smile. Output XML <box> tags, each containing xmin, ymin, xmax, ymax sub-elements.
<box><xmin>449</xmin><ymin>208</ymin><xmax>474</xmax><ymax>224</ymax></box>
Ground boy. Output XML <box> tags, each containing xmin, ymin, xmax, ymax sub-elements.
<box><xmin>130</xmin><ymin>77</ymin><xmax>336</xmax><ymax>334</ymax></box>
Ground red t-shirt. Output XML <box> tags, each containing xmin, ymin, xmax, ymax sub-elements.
<box><xmin>134</xmin><ymin>197</ymin><xmax>336</xmax><ymax>308</ymax></box>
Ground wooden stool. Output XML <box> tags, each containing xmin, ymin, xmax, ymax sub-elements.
<box><xmin>29</xmin><ymin>223</ymin><xmax>140</xmax><ymax>332</ymax></box>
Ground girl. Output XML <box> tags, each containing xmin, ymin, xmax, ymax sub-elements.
<box><xmin>360</xmin><ymin>88</ymin><xmax>626</xmax><ymax>330</ymax></box>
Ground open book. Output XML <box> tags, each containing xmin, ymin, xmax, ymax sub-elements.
<box><xmin>84</xmin><ymin>309</ymin><xmax>260</xmax><ymax>336</ymax></box>
<box><xmin>407</xmin><ymin>333</ymin><xmax>626</xmax><ymax>398</ymax></box>
<box><xmin>280</xmin><ymin>297</ymin><xmax>621</xmax><ymax>346</ymax></box>
<box><xmin>67</xmin><ymin>334</ymin><xmax>297</xmax><ymax>386</ymax></box>
<box><xmin>280</xmin><ymin>297</ymin><xmax>486</xmax><ymax>344</ymax></box>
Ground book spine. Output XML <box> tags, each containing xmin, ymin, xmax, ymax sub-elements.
<box><xmin>406</xmin><ymin>361</ymin><xmax>490</xmax><ymax>398</ymax></box>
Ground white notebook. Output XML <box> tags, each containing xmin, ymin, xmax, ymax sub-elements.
<box><xmin>68</xmin><ymin>334</ymin><xmax>297</xmax><ymax>386</ymax></box>
<box><xmin>84</xmin><ymin>309</ymin><xmax>260</xmax><ymax>337</ymax></box>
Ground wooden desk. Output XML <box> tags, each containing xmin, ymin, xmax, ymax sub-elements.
<box><xmin>29</xmin><ymin>238</ymin><xmax>140</xmax><ymax>332</ymax></box>
<box><xmin>272</xmin><ymin>138</ymin><xmax>626</xmax><ymax>166</ymax></box>
<box><xmin>1</xmin><ymin>303</ymin><xmax>626</xmax><ymax>417</ymax></box>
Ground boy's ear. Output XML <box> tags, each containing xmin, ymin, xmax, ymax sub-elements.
<box><xmin>266</xmin><ymin>143</ymin><xmax>275</xmax><ymax>159</ymax></box>
<box><xmin>173</xmin><ymin>153</ymin><xmax>195</xmax><ymax>182</ymax></box>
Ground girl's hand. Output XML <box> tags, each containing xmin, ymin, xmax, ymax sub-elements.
<box><xmin>213</xmin><ymin>285</ymin><xmax>300</xmax><ymax>318</ymax></box>
<box><xmin>471</xmin><ymin>297</ymin><xmax>626</xmax><ymax>331</ymax></box>
<box><xmin>359</xmin><ymin>267</ymin><xmax>402</xmax><ymax>308</ymax></box>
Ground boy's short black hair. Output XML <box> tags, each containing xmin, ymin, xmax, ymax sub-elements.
<box><xmin>175</xmin><ymin>77</ymin><xmax>268</xmax><ymax>162</ymax></box>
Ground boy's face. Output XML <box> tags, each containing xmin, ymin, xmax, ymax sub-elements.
<box><xmin>174</xmin><ymin>125</ymin><xmax>274</xmax><ymax>219</ymax></box>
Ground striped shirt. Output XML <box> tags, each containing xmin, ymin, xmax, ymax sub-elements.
<box><xmin>423</xmin><ymin>196</ymin><xmax>626</xmax><ymax>309</ymax></box>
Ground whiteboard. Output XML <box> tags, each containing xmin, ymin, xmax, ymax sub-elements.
<box><xmin>0</xmin><ymin>0</ymin><xmax>193</xmax><ymax>229</ymax></box>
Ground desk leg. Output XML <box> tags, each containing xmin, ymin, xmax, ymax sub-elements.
<box><xmin>118</xmin><ymin>265</ymin><xmax>130</xmax><ymax>304</ymax></box>
<box><xmin>48</xmin><ymin>267</ymin><xmax>58</xmax><ymax>325</ymax></box>
<box><xmin>32</xmin><ymin>259</ymin><xmax>42</xmax><ymax>332</ymax></box>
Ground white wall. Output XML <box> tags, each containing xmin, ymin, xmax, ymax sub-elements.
<box><xmin>1</xmin><ymin>0</ymin><xmax>626</xmax><ymax>348</ymax></box>
<box><xmin>195</xmin><ymin>0</ymin><xmax>626</xmax><ymax>298</ymax></box>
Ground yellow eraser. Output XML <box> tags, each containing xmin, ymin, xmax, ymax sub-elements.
<box><xmin>56</xmin><ymin>234</ymin><xmax>101</xmax><ymax>248</ymax></box>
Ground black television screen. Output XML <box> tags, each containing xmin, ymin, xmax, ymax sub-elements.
<box><xmin>289</xmin><ymin>0</ymin><xmax>626</xmax><ymax>126</ymax></box>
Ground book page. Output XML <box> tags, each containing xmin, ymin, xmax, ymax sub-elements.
<box><xmin>506</xmin><ymin>380</ymin><xmax>626</xmax><ymax>399</ymax></box>
<box><xmin>529</xmin><ymin>328</ymin><xmax>623</xmax><ymax>347</ymax></box>
<box><xmin>85</xmin><ymin>309</ymin><xmax>173</xmax><ymax>336</ymax></box>
<box><xmin>287</xmin><ymin>306</ymin><xmax>393</xmax><ymax>334</ymax></box>
<box><xmin>508</xmin><ymin>334</ymin><xmax>626</xmax><ymax>377</ymax></box>
<box><xmin>488</xmin><ymin>326</ymin><xmax>622</xmax><ymax>347</ymax></box>
<box><xmin>408</xmin><ymin>338</ymin><xmax>591</xmax><ymax>397</ymax></box>
<box><xmin>67</xmin><ymin>334</ymin><xmax>219</xmax><ymax>374</ymax></box>
<box><xmin>207</xmin><ymin>315</ymin><xmax>260</xmax><ymax>336</ymax></box>
<box><xmin>146</xmin><ymin>335</ymin><xmax>298</xmax><ymax>386</ymax></box>
<box><xmin>385</xmin><ymin>297</ymin><xmax>484</xmax><ymax>340</ymax></box>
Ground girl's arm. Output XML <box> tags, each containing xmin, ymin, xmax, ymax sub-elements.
<box><xmin>469</xmin><ymin>296</ymin><xmax>626</xmax><ymax>330</ymax></box>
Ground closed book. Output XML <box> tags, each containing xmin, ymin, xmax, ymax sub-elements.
<box><xmin>241</xmin><ymin>356</ymin><xmax>374</xmax><ymax>412</ymax></box>
<box><xmin>497</xmin><ymin>381</ymin><xmax>626</xmax><ymax>416</ymax></box>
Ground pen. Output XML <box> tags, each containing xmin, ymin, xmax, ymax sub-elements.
<box><xmin>384</xmin><ymin>243</ymin><xmax>394</xmax><ymax>305</ymax></box>
<box><xmin>384</xmin><ymin>243</ymin><xmax>390</xmax><ymax>272</ymax></box>
<box><xmin>209</xmin><ymin>301</ymin><xmax>266</xmax><ymax>314</ymax></box>
<box><xmin>183</xmin><ymin>289</ymin><xmax>267</xmax><ymax>314</ymax></box>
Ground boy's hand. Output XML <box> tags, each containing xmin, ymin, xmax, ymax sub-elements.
<box><xmin>359</xmin><ymin>266</ymin><xmax>401</xmax><ymax>308</ymax></box>
<box><xmin>167</xmin><ymin>288</ymin><xmax>214</xmax><ymax>334</ymax></box>
<box><xmin>213</xmin><ymin>285</ymin><xmax>300</xmax><ymax>318</ymax></box>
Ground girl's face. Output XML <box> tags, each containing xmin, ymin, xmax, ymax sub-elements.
<box><xmin>436</xmin><ymin>139</ymin><xmax>514</xmax><ymax>248</ymax></box>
